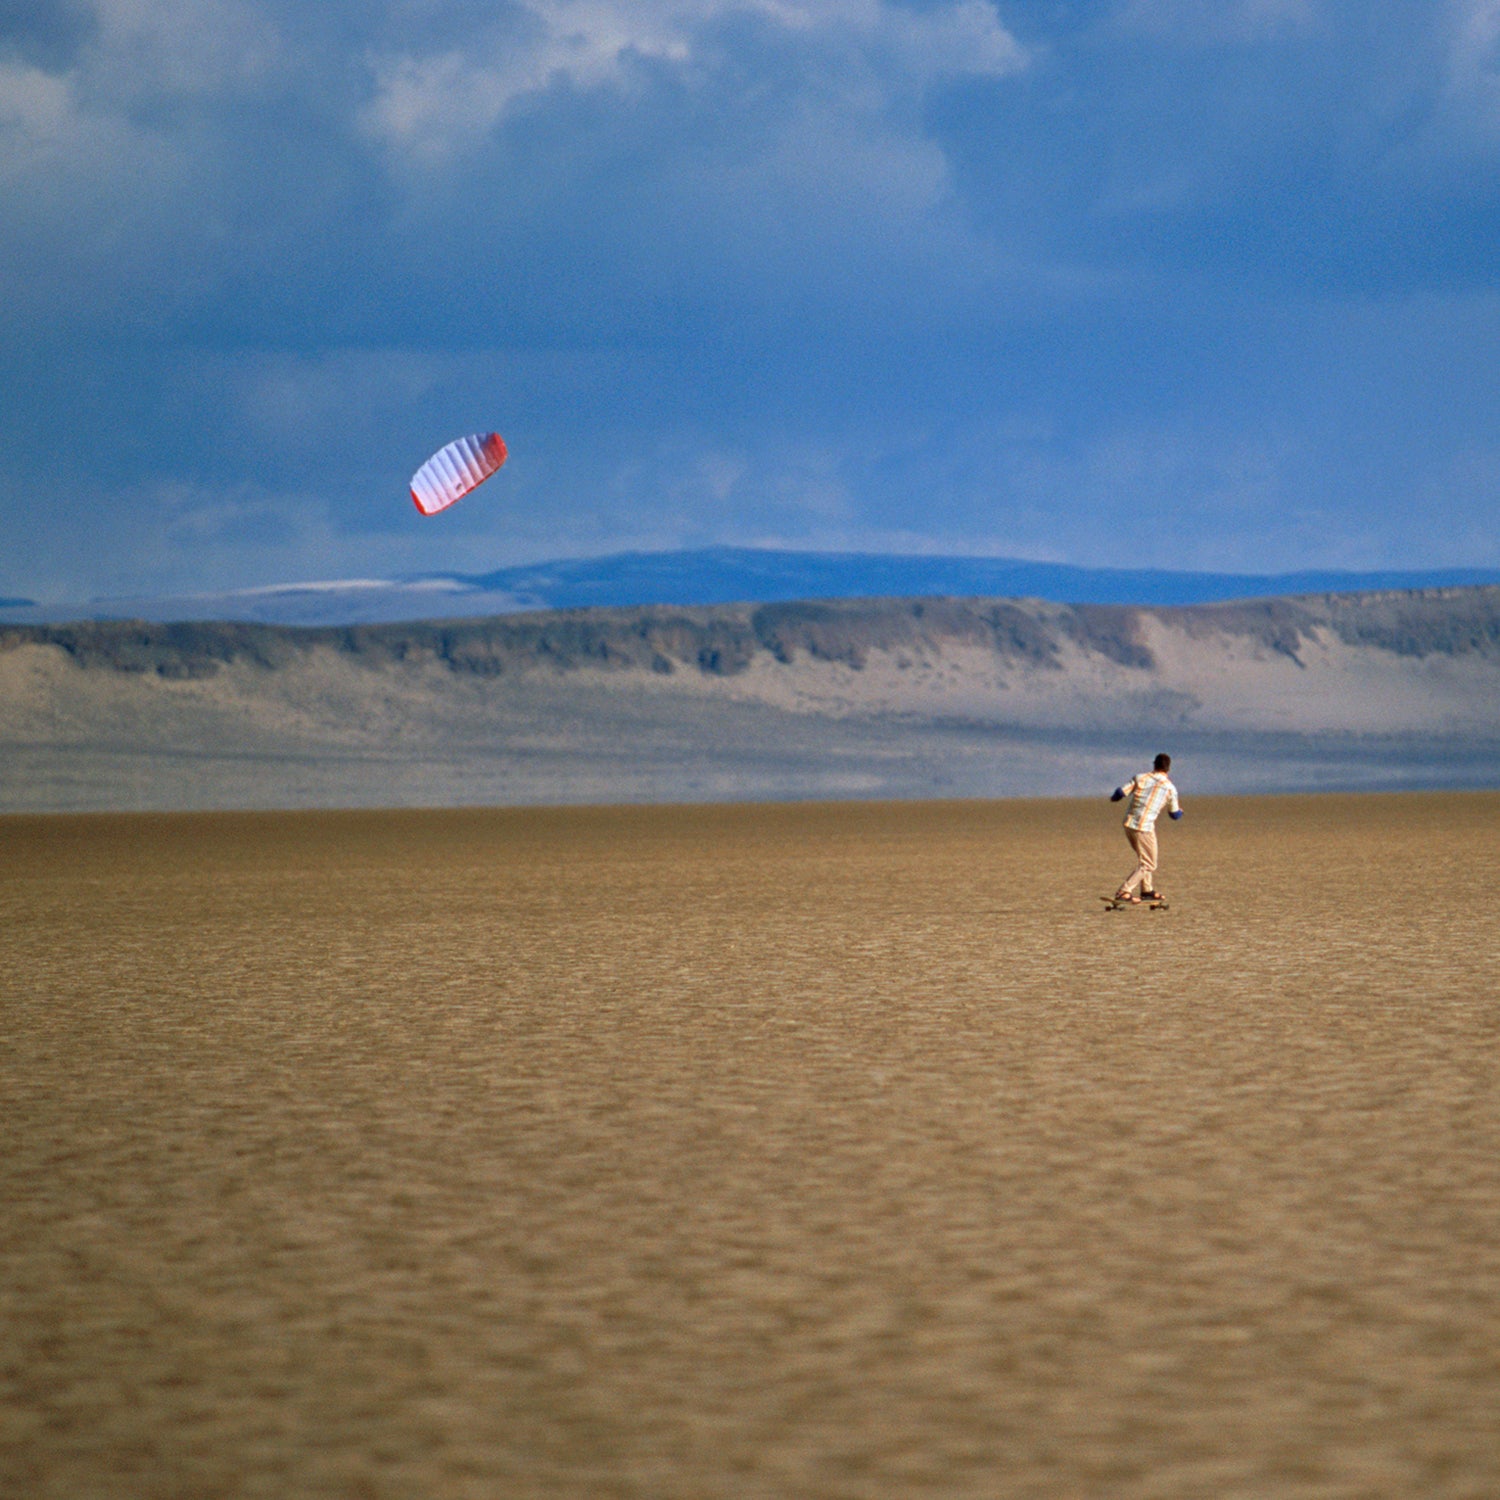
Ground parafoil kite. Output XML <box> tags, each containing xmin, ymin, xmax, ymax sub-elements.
<box><xmin>410</xmin><ymin>432</ymin><xmax>508</xmax><ymax>516</ymax></box>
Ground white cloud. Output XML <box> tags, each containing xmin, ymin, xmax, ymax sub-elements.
<box><xmin>84</xmin><ymin>0</ymin><xmax>281</xmax><ymax>98</ymax></box>
<box><xmin>1451</xmin><ymin>0</ymin><xmax>1500</xmax><ymax>66</ymax></box>
<box><xmin>1442</xmin><ymin>0</ymin><xmax>1500</xmax><ymax>138</ymax></box>
<box><xmin>361</xmin><ymin>1</ymin><xmax>690</xmax><ymax>160</ymax></box>
<box><xmin>0</xmin><ymin>0</ymin><xmax>280</xmax><ymax>198</ymax></box>
<box><xmin>860</xmin><ymin>0</ymin><xmax>1029</xmax><ymax>80</ymax></box>
<box><xmin>360</xmin><ymin>0</ymin><xmax>1027</xmax><ymax>161</ymax></box>
<box><xmin>0</xmin><ymin>53</ymin><xmax>183</xmax><ymax>241</ymax></box>
<box><xmin>0</xmin><ymin>60</ymin><xmax>80</xmax><ymax>175</ymax></box>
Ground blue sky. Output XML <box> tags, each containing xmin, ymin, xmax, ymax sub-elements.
<box><xmin>3</xmin><ymin>0</ymin><xmax>1499</xmax><ymax>600</ymax></box>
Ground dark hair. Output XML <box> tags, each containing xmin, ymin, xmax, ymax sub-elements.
<box><xmin>1154</xmin><ymin>752</ymin><xmax>1171</xmax><ymax>771</ymax></box>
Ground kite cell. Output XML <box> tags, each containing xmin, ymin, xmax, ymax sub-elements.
<box><xmin>410</xmin><ymin>432</ymin><xmax>508</xmax><ymax>516</ymax></box>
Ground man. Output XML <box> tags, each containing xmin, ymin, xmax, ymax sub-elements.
<box><xmin>1110</xmin><ymin>753</ymin><xmax>1182</xmax><ymax>903</ymax></box>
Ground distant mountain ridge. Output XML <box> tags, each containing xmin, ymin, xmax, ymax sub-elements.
<box><xmin>6</xmin><ymin>547</ymin><xmax>1500</xmax><ymax>627</ymax></box>
<box><xmin>9</xmin><ymin>586</ymin><xmax>1500</xmax><ymax>680</ymax></box>
<box><xmin>466</xmin><ymin>549</ymin><xmax>1500</xmax><ymax>614</ymax></box>
<box><xmin>3</xmin><ymin>585</ymin><xmax>1499</xmax><ymax>812</ymax></box>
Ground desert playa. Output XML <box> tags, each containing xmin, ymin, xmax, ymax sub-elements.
<box><xmin>4</xmin><ymin>791</ymin><xmax>1499</xmax><ymax>1498</ymax></box>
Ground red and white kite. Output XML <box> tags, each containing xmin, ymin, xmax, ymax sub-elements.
<box><xmin>410</xmin><ymin>432</ymin><xmax>508</xmax><ymax>516</ymax></box>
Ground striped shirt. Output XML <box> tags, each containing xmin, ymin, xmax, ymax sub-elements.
<box><xmin>1120</xmin><ymin>771</ymin><xmax>1180</xmax><ymax>832</ymax></box>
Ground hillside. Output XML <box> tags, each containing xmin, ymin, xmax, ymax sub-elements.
<box><xmin>3</xmin><ymin>588</ymin><xmax>1498</xmax><ymax>810</ymax></box>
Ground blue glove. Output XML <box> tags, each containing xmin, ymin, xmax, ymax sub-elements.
<box><xmin>1170</xmin><ymin>809</ymin><xmax>1183</xmax><ymax>820</ymax></box>
<box><xmin>1110</xmin><ymin>788</ymin><xmax>1125</xmax><ymax>802</ymax></box>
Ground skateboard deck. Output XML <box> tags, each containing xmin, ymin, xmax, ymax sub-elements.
<box><xmin>1101</xmin><ymin>895</ymin><xmax>1169</xmax><ymax>911</ymax></box>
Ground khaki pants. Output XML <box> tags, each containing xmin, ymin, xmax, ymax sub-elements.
<box><xmin>1120</xmin><ymin>826</ymin><xmax>1158</xmax><ymax>896</ymax></box>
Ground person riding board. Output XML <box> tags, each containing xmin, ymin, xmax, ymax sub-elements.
<box><xmin>1111</xmin><ymin>753</ymin><xmax>1182</xmax><ymax>903</ymax></box>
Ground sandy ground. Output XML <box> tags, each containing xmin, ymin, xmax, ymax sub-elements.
<box><xmin>3</xmin><ymin>792</ymin><xmax>1499</xmax><ymax>1498</ymax></box>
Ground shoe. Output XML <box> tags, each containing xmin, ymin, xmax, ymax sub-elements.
<box><xmin>1142</xmin><ymin>890</ymin><xmax>1164</xmax><ymax>901</ymax></box>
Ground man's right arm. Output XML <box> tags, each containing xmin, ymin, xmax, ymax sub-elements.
<box><xmin>1111</xmin><ymin>775</ymin><xmax>1134</xmax><ymax>803</ymax></box>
